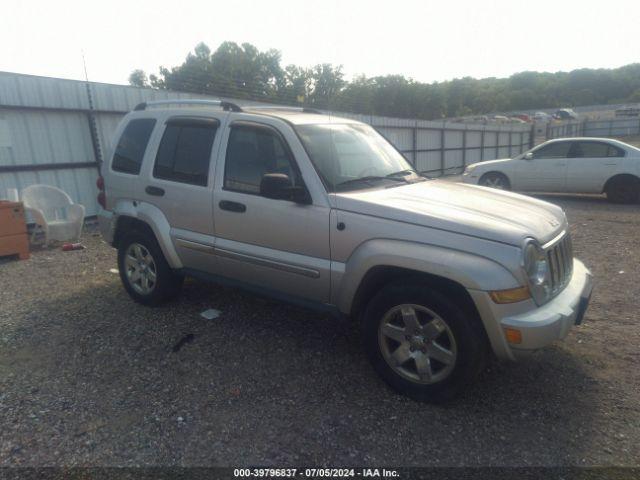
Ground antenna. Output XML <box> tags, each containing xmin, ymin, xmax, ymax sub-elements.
<box><xmin>81</xmin><ymin>50</ymin><xmax>90</xmax><ymax>82</ymax></box>
<box><xmin>81</xmin><ymin>50</ymin><xmax>102</xmax><ymax>164</ymax></box>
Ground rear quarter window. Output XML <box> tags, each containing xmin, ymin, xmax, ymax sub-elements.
<box><xmin>111</xmin><ymin>118</ymin><xmax>157</xmax><ymax>175</ymax></box>
<box><xmin>607</xmin><ymin>145</ymin><xmax>625</xmax><ymax>157</ymax></box>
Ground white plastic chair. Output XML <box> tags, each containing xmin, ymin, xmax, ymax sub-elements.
<box><xmin>21</xmin><ymin>184</ymin><xmax>85</xmax><ymax>244</ymax></box>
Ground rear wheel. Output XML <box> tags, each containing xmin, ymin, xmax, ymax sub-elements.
<box><xmin>479</xmin><ymin>172</ymin><xmax>510</xmax><ymax>190</ymax></box>
<box><xmin>117</xmin><ymin>230</ymin><xmax>183</xmax><ymax>306</ymax></box>
<box><xmin>362</xmin><ymin>281</ymin><xmax>487</xmax><ymax>403</ymax></box>
<box><xmin>605</xmin><ymin>175</ymin><xmax>640</xmax><ymax>204</ymax></box>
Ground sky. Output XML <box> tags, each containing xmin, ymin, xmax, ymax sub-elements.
<box><xmin>1</xmin><ymin>0</ymin><xmax>639</xmax><ymax>86</ymax></box>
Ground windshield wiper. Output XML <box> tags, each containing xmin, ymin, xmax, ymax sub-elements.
<box><xmin>335</xmin><ymin>175</ymin><xmax>406</xmax><ymax>190</ymax></box>
<box><xmin>385</xmin><ymin>169</ymin><xmax>417</xmax><ymax>178</ymax></box>
<box><xmin>385</xmin><ymin>169</ymin><xmax>428</xmax><ymax>185</ymax></box>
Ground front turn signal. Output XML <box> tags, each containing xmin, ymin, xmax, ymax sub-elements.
<box><xmin>504</xmin><ymin>327</ymin><xmax>523</xmax><ymax>344</ymax></box>
<box><xmin>489</xmin><ymin>286</ymin><xmax>531</xmax><ymax>304</ymax></box>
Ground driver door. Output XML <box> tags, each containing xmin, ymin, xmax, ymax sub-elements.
<box><xmin>212</xmin><ymin>120</ymin><xmax>331</xmax><ymax>303</ymax></box>
<box><xmin>515</xmin><ymin>141</ymin><xmax>570</xmax><ymax>192</ymax></box>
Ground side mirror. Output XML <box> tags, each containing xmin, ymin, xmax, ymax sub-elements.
<box><xmin>524</xmin><ymin>152</ymin><xmax>534</xmax><ymax>160</ymax></box>
<box><xmin>260</xmin><ymin>173</ymin><xmax>311</xmax><ymax>204</ymax></box>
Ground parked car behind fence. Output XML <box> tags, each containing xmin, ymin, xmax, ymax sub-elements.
<box><xmin>463</xmin><ymin>137</ymin><xmax>640</xmax><ymax>203</ymax></box>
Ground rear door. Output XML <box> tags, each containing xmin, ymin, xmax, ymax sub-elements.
<box><xmin>566</xmin><ymin>141</ymin><xmax>624</xmax><ymax>193</ymax></box>
<box><xmin>140</xmin><ymin>113</ymin><xmax>225</xmax><ymax>270</ymax></box>
<box><xmin>515</xmin><ymin>141</ymin><xmax>570</xmax><ymax>192</ymax></box>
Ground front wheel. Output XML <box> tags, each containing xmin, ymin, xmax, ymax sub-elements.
<box><xmin>479</xmin><ymin>172</ymin><xmax>510</xmax><ymax>190</ymax></box>
<box><xmin>362</xmin><ymin>282</ymin><xmax>487</xmax><ymax>403</ymax></box>
<box><xmin>117</xmin><ymin>230</ymin><xmax>183</xmax><ymax>306</ymax></box>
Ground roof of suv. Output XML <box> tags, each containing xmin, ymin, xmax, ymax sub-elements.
<box><xmin>131</xmin><ymin>100</ymin><xmax>361</xmax><ymax>126</ymax></box>
<box><xmin>242</xmin><ymin>107</ymin><xmax>360</xmax><ymax>126</ymax></box>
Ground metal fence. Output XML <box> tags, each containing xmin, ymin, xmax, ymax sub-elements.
<box><xmin>371</xmin><ymin>121</ymin><xmax>533</xmax><ymax>176</ymax></box>
<box><xmin>334</xmin><ymin>112</ymin><xmax>533</xmax><ymax>176</ymax></box>
<box><xmin>0</xmin><ymin>71</ymin><xmax>533</xmax><ymax>216</ymax></box>
<box><xmin>546</xmin><ymin>117</ymin><xmax>640</xmax><ymax>139</ymax></box>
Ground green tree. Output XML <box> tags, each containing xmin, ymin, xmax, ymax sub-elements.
<box><xmin>277</xmin><ymin>65</ymin><xmax>313</xmax><ymax>104</ymax></box>
<box><xmin>308</xmin><ymin>64</ymin><xmax>345</xmax><ymax>109</ymax></box>
<box><xmin>132</xmin><ymin>41</ymin><xmax>640</xmax><ymax>120</ymax></box>
<box><xmin>128</xmin><ymin>69</ymin><xmax>149</xmax><ymax>88</ymax></box>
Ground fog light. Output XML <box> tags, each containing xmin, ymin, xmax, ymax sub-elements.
<box><xmin>489</xmin><ymin>286</ymin><xmax>530</xmax><ymax>304</ymax></box>
<box><xmin>504</xmin><ymin>327</ymin><xmax>522</xmax><ymax>344</ymax></box>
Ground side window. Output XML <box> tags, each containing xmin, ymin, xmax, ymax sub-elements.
<box><xmin>153</xmin><ymin>119</ymin><xmax>218</xmax><ymax>187</ymax></box>
<box><xmin>571</xmin><ymin>142</ymin><xmax>612</xmax><ymax>158</ymax></box>
<box><xmin>112</xmin><ymin>118</ymin><xmax>156</xmax><ymax>174</ymax></box>
<box><xmin>532</xmin><ymin>142</ymin><xmax>572</xmax><ymax>159</ymax></box>
<box><xmin>224</xmin><ymin>124</ymin><xmax>299</xmax><ymax>194</ymax></box>
<box><xmin>569</xmin><ymin>142</ymin><xmax>625</xmax><ymax>158</ymax></box>
<box><xmin>607</xmin><ymin>145</ymin><xmax>625</xmax><ymax>157</ymax></box>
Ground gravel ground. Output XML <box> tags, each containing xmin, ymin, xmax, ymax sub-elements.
<box><xmin>0</xmin><ymin>195</ymin><xmax>639</xmax><ymax>468</ymax></box>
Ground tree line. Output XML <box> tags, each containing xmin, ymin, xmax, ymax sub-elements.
<box><xmin>129</xmin><ymin>41</ymin><xmax>640</xmax><ymax>120</ymax></box>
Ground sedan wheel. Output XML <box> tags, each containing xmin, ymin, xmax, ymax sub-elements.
<box><xmin>606</xmin><ymin>176</ymin><xmax>640</xmax><ymax>204</ymax></box>
<box><xmin>480</xmin><ymin>172</ymin><xmax>510</xmax><ymax>190</ymax></box>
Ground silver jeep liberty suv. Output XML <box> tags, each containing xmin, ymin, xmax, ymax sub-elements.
<box><xmin>98</xmin><ymin>100</ymin><xmax>593</xmax><ymax>402</ymax></box>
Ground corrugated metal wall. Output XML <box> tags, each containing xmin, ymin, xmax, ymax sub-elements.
<box><xmin>336</xmin><ymin>112</ymin><xmax>531</xmax><ymax>174</ymax></box>
<box><xmin>582</xmin><ymin>118</ymin><xmax>640</xmax><ymax>137</ymax></box>
<box><xmin>546</xmin><ymin>117</ymin><xmax>640</xmax><ymax>139</ymax></box>
<box><xmin>0</xmin><ymin>108</ymin><xmax>98</xmax><ymax>213</ymax></box>
<box><xmin>0</xmin><ymin>71</ymin><xmax>532</xmax><ymax>216</ymax></box>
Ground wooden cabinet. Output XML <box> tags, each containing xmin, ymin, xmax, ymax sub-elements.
<box><xmin>0</xmin><ymin>201</ymin><xmax>29</xmax><ymax>260</ymax></box>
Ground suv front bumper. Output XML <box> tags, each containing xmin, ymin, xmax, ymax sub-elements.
<box><xmin>469</xmin><ymin>259</ymin><xmax>593</xmax><ymax>361</ymax></box>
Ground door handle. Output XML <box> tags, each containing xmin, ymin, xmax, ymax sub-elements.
<box><xmin>145</xmin><ymin>186</ymin><xmax>165</xmax><ymax>196</ymax></box>
<box><xmin>219</xmin><ymin>200</ymin><xmax>246</xmax><ymax>213</ymax></box>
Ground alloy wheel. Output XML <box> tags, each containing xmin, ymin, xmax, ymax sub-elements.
<box><xmin>124</xmin><ymin>243</ymin><xmax>157</xmax><ymax>295</ymax></box>
<box><xmin>378</xmin><ymin>304</ymin><xmax>457</xmax><ymax>384</ymax></box>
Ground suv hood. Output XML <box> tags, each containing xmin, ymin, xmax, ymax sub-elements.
<box><xmin>333</xmin><ymin>180</ymin><xmax>567</xmax><ymax>246</ymax></box>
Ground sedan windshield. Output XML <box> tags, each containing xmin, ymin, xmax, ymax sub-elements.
<box><xmin>295</xmin><ymin>123</ymin><xmax>421</xmax><ymax>192</ymax></box>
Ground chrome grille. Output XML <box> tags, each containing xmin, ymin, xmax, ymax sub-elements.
<box><xmin>545</xmin><ymin>232</ymin><xmax>573</xmax><ymax>296</ymax></box>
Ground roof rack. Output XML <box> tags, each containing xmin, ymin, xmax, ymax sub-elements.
<box><xmin>133</xmin><ymin>99</ymin><xmax>242</xmax><ymax>112</ymax></box>
<box><xmin>244</xmin><ymin>105</ymin><xmax>324</xmax><ymax>115</ymax></box>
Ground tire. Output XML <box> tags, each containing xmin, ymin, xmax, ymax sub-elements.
<box><xmin>362</xmin><ymin>281</ymin><xmax>488</xmax><ymax>403</ymax></box>
<box><xmin>117</xmin><ymin>230</ymin><xmax>183</xmax><ymax>306</ymax></box>
<box><xmin>479</xmin><ymin>172</ymin><xmax>511</xmax><ymax>190</ymax></box>
<box><xmin>605</xmin><ymin>176</ymin><xmax>640</xmax><ymax>204</ymax></box>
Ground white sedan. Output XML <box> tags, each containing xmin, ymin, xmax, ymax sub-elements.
<box><xmin>462</xmin><ymin>137</ymin><xmax>640</xmax><ymax>203</ymax></box>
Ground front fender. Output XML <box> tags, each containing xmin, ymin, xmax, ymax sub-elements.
<box><xmin>112</xmin><ymin>200</ymin><xmax>182</xmax><ymax>269</ymax></box>
<box><xmin>333</xmin><ymin>239</ymin><xmax>520</xmax><ymax>314</ymax></box>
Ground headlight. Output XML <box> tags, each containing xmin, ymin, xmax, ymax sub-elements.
<box><xmin>522</xmin><ymin>239</ymin><xmax>551</xmax><ymax>305</ymax></box>
<box><xmin>464</xmin><ymin>164</ymin><xmax>476</xmax><ymax>174</ymax></box>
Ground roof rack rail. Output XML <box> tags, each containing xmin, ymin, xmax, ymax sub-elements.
<box><xmin>133</xmin><ymin>99</ymin><xmax>242</xmax><ymax>112</ymax></box>
<box><xmin>245</xmin><ymin>105</ymin><xmax>324</xmax><ymax>115</ymax></box>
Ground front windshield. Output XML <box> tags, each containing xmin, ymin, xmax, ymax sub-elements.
<box><xmin>295</xmin><ymin>123</ymin><xmax>418</xmax><ymax>192</ymax></box>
